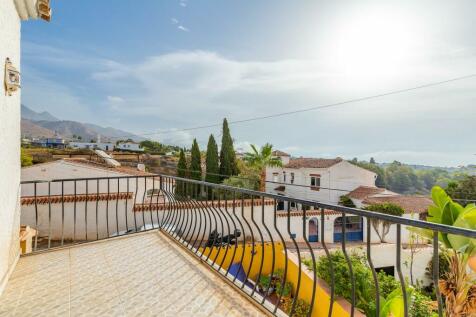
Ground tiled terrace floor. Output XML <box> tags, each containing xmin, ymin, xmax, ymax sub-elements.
<box><xmin>0</xmin><ymin>231</ymin><xmax>266</xmax><ymax>317</ymax></box>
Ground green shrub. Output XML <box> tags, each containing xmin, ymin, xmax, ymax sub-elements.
<box><xmin>411</xmin><ymin>290</ymin><xmax>436</xmax><ymax>317</ymax></box>
<box><xmin>314</xmin><ymin>251</ymin><xmax>436</xmax><ymax>316</ymax></box>
<box><xmin>339</xmin><ymin>195</ymin><xmax>356</xmax><ymax>208</ymax></box>
<box><xmin>258</xmin><ymin>275</ymin><xmax>271</xmax><ymax>290</ymax></box>
<box><xmin>21</xmin><ymin>148</ymin><xmax>33</xmax><ymax>167</ymax></box>
<box><xmin>315</xmin><ymin>250</ymin><xmax>375</xmax><ymax>315</ymax></box>
<box><xmin>377</xmin><ymin>270</ymin><xmax>400</xmax><ymax>298</ymax></box>
<box><xmin>286</xmin><ymin>298</ymin><xmax>311</xmax><ymax>317</ymax></box>
<box><xmin>275</xmin><ymin>280</ymin><xmax>292</xmax><ymax>297</ymax></box>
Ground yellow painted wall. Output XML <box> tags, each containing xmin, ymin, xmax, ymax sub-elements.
<box><xmin>201</xmin><ymin>243</ymin><xmax>351</xmax><ymax>317</ymax></box>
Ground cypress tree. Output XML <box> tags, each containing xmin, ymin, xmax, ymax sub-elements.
<box><xmin>219</xmin><ymin>118</ymin><xmax>238</xmax><ymax>179</ymax></box>
<box><xmin>205</xmin><ymin>134</ymin><xmax>219</xmax><ymax>199</ymax></box>
<box><xmin>205</xmin><ymin>134</ymin><xmax>220</xmax><ymax>184</ymax></box>
<box><xmin>176</xmin><ymin>148</ymin><xmax>187</xmax><ymax>197</ymax></box>
<box><xmin>190</xmin><ymin>139</ymin><xmax>202</xmax><ymax>198</ymax></box>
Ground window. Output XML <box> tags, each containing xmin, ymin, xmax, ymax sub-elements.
<box><xmin>290</xmin><ymin>173</ymin><xmax>295</xmax><ymax>184</ymax></box>
<box><xmin>290</xmin><ymin>201</ymin><xmax>297</xmax><ymax>210</ymax></box>
<box><xmin>283</xmin><ymin>171</ymin><xmax>287</xmax><ymax>183</ymax></box>
<box><xmin>334</xmin><ymin>216</ymin><xmax>363</xmax><ymax>233</ymax></box>
<box><xmin>273</xmin><ymin>172</ymin><xmax>279</xmax><ymax>182</ymax></box>
<box><xmin>310</xmin><ymin>174</ymin><xmax>321</xmax><ymax>191</ymax></box>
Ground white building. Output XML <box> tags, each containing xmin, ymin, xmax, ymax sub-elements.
<box><xmin>69</xmin><ymin>142</ymin><xmax>114</xmax><ymax>151</ymax></box>
<box><xmin>0</xmin><ymin>0</ymin><xmax>51</xmax><ymax>295</ymax></box>
<box><xmin>20</xmin><ymin>159</ymin><xmax>160</xmax><ymax>241</ymax></box>
<box><xmin>116</xmin><ymin>141</ymin><xmax>144</xmax><ymax>152</ymax></box>
<box><xmin>266</xmin><ymin>153</ymin><xmax>378</xmax><ymax>205</ymax></box>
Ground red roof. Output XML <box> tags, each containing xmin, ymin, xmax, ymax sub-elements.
<box><xmin>272</xmin><ymin>150</ymin><xmax>290</xmax><ymax>157</ymax></box>
<box><xmin>285</xmin><ymin>157</ymin><xmax>343</xmax><ymax>169</ymax></box>
<box><xmin>277</xmin><ymin>209</ymin><xmax>343</xmax><ymax>217</ymax></box>
<box><xmin>362</xmin><ymin>196</ymin><xmax>432</xmax><ymax>213</ymax></box>
<box><xmin>347</xmin><ymin>186</ymin><xmax>386</xmax><ymax>200</ymax></box>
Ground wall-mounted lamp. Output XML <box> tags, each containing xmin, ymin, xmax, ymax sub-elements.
<box><xmin>4</xmin><ymin>58</ymin><xmax>21</xmax><ymax>96</ymax></box>
<box><xmin>37</xmin><ymin>0</ymin><xmax>52</xmax><ymax>22</ymax></box>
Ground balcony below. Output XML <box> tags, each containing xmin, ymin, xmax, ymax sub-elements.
<box><xmin>0</xmin><ymin>231</ymin><xmax>266</xmax><ymax>317</ymax></box>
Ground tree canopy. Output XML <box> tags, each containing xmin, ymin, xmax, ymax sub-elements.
<box><xmin>243</xmin><ymin>143</ymin><xmax>282</xmax><ymax>191</ymax></box>
<box><xmin>446</xmin><ymin>175</ymin><xmax>476</xmax><ymax>203</ymax></box>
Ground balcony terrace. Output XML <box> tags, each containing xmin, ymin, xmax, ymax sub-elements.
<box><xmin>1</xmin><ymin>174</ymin><xmax>475</xmax><ymax>316</ymax></box>
<box><xmin>0</xmin><ymin>231</ymin><xmax>264</xmax><ymax>317</ymax></box>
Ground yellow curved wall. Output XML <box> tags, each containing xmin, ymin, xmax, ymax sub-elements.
<box><xmin>201</xmin><ymin>242</ymin><xmax>351</xmax><ymax>317</ymax></box>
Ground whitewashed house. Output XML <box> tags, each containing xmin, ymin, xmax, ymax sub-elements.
<box><xmin>0</xmin><ymin>0</ymin><xmax>51</xmax><ymax>295</ymax></box>
<box><xmin>69</xmin><ymin>141</ymin><xmax>114</xmax><ymax>151</ymax></box>
<box><xmin>20</xmin><ymin>160</ymin><xmax>161</xmax><ymax>241</ymax></box>
<box><xmin>266</xmin><ymin>153</ymin><xmax>378</xmax><ymax>205</ymax></box>
<box><xmin>116</xmin><ymin>141</ymin><xmax>144</xmax><ymax>152</ymax></box>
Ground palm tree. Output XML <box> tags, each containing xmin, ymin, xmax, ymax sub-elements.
<box><xmin>243</xmin><ymin>143</ymin><xmax>282</xmax><ymax>192</ymax></box>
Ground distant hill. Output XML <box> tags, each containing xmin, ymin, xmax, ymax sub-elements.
<box><xmin>21</xmin><ymin>119</ymin><xmax>56</xmax><ymax>138</ymax></box>
<box><xmin>21</xmin><ymin>104</ymin><xmax>58</xmax><ymax>122</ymax></box>
<box><xmin>21</xmin><ymin>105</ymin><xmax>144</xmax><ymax>142</ymax></box>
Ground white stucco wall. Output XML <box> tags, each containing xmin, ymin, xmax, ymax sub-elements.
<box><xmin>21</xmin><ymin>160</ymin><xmax>161</xmax><ymax>240</ymax></box>
<box><xmin>266</xmin><ymin>161</ymin><xmax>377</xmax><ymax>205</ymax></box>
<box><xmin>0</xmin><ymin>0</ymin><xmax>21</xmax><ymax>295</ymax></box>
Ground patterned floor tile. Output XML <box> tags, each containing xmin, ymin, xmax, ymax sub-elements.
<box><xmin>0</xmin><ymin>232</ymin><xmax>266</xmax><ymax>317</ymax></box>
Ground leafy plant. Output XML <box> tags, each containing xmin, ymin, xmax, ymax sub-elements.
<box><xmin>258</xmin><ymin>275</ymin><xmax>272</xmax><ymax>290</ymax></box>
<box><xmin>377</xmin><ymin>270</ymin><xmax>400</xmax><ymax>299</ymax></box>
<box><xmin>413</xmin><ymin>186</ymin><xmax>476</xmax><ymax>316</ymax></box>
<box><xmin>286</xmin><ymin>299</ymin><xmax>311</xmax><ymax>317</ymax></box>
<box><xmin>339</xmin><ymin>195</ymin><xmax>356</xmax><ymax>208</ymax></box>
<box><xmin>312</xmin><ymin>252</ymin><xmax>437</xmax><ymax>316</ymax></box>
<box><xmin>20</xmin><ymin>148</ymin><xmax>33</xmax><ymax>167</ymax></box>
<box><xmin>418</xmin><ymin>186</ymin><xmax>476</xmax><ymax>253</ymax></box>
<box><xmin>243</xmin><ymin>143</ymin><xmax>282</xmax><ymax>192</ymax></box>
<box><xmin>275</xmin><ymin>280</ymin><xmax>292</xmax><ymax>297</ymax></box>
<box><xmin>315</xmin><ymin>250</ymin><xmax>375</xmax><ymax>315</ymax></box>
<box><xmin>379</xmin><ymin>286</ymin><xmax>436</xmax><ymax>317</ymax></box>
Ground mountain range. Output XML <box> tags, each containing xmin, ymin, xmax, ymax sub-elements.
<box><xmin>21</xmin><ymin>105</ymin><xmax>144</xmax><ymax>142</ymax></box>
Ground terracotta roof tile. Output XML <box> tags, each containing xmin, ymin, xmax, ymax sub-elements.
<box><xmin>133</xmin><ymin>198</ymin><xmax>275</xmax><ymax>212</ymax></box>
<box><xmin>347</xmin><ymin>186</ymin><xmax>386</xmax><ymax>200</ymax></box>
<box><xmin>272</xmin><ymin>150</ymin><xmax>290</xmax><ymax>157</ymax></box>
<box><xmin>276</xmin><ymin>209</ymin><xmax>342</xmax><ymax>217</ymax></box>
<box><xmin>362</xmin><ymin>195</ymin><xmax>432</xmax><ymax>213</ymax></box>
<box><xmin>284</xmin><ymin>157</ymin><xmax>343</xmax><ymax>169</ymax></box>
<box><xmin>21</xmin><ymin>192</ymin><xmax>133</xmax><ymax>206</ymax></box>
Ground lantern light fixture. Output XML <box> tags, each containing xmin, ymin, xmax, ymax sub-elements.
<box><xmin>4</xmin><ymin>58</ymin><xmax>21</xmax><ymax>96</ymax></box>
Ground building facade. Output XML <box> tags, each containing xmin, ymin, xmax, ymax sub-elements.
<box><xmin>69</xmin><ymin>142</ymin><xmax>115</xmax><ymax>151</ymax></box>
<box><xmin>116</xmin><ymin>141</ymin><xmax>144</xmax><ymax>152</ymax></box>
<box><xmin>266</xmin><ymin>154</ymin><xmax>378</xmax><ymax>205</ymax></box>
<box><xmin>0</xmin><ymin>0</ymin><xmax>50</xmax><ymax>295</ymax></box>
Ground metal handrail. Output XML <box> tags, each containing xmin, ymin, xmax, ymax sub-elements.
<box><xmin>19</xmin><ymin>174</ymin><xmax>476</xmax><ymax>317</ymax></box>
<box><xmin>21</xmin><ymin>174</ymin><xmax>476</xmax><ymax>237</ymax></box>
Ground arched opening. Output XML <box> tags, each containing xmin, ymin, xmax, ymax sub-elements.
<box><xmin>308</xmin><ymin>218</ymin><xmax>319</xmax><ymax>242</ymax></box>
<box><xmin>333</xmin><ymin>216</ymin><xmax>363</xmax><ymax>242</ymax></box>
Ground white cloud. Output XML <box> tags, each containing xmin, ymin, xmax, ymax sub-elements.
<box><xmin>179</xmin><ymin>1</ymin><xmax>187</xmax><ymax>7</ymax></box>
<box><xmin>177</xmin><ymin>25</ymin><xmax>189</xmax><ymax>32</ymax></box>
<box><xmin>107</xmin><ymin>96</ymin><xmax>124</xmax><ymax>103</ymax></box>
<box><xmin>22</xmin><ymin>44</ymin><xmax>476</xmax><ymax>166</ymax></box>
<box><xmin>171</xmin><ymin>18</ymin><xmax>179</xmax><ymax>24</ymax></box>
<box><xmin>158</xmin><ymin>129</ymin><xmax>193</xmax><ymax>147</ymax></box>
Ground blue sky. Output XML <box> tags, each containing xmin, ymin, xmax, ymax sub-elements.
<box><xmin>21</xmin><ymin>0</ymin><xmax>476</xmax><ymax>167</ymax></box>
